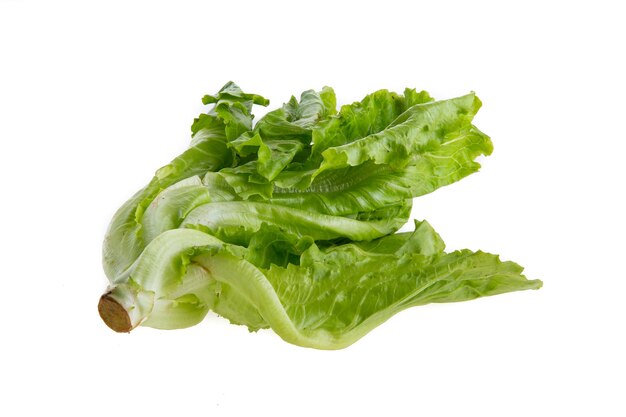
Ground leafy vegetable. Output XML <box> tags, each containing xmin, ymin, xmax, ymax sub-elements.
<box><xmin>99</xmin><ymin>82</ymin><xmax>541</xmax><ymax>349</ymax></box>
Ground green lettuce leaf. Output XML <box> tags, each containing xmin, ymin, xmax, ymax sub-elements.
<box><xmin>101</xmin><ymin>222</ymin><xmax>541</xmax><ymax>349</ymax></box>
<box><xmin>180</xmin><ymin>199</ymin><xmax>410</xmax><ymax>245</ymax></box>
<box><xmin>310</xmin><ymin>88</ymin><xmax>433</xmax><ymax>157</ymax></box>
<box><xmin>314</xmin><ymin>92</ymin><xmax>483</xmax><ymax>176</ymax></box>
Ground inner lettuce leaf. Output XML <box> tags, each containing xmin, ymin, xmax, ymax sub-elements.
<box><xmin>99</xmin><ymin>82</ymin><xmax>540</xmax><ymax>349</ymax></box>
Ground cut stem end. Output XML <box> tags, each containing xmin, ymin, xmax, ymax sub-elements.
<box><xmin>98</xmin><ymin>294</ymin><xmax>132</xmax><ymax>333</ymax></box>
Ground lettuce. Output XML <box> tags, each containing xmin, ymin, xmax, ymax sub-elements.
<box><xmin>99</xmin><ymin>82</ymin><xmax>541</xmax><ymax>349</ymax></box>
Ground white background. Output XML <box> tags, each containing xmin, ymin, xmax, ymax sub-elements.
<box><xmin>1</xmin><ymin>0</ymin><xmax>624</xmax><ymax>415</ymax></box>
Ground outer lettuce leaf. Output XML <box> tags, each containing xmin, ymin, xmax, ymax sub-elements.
<box><xmin>106</xmin><ymin>222</ymin><xmax>541</xmax><ymax>349</ymax></box>
<box><xmin>265</xmin><ymin>224</ymin><xmax>538</xmax><ymax>346</ymax></box>
<box><xmin>310</xmin><ymin>88</ymin><xmax>433</xmax><ymax>157</ymax></box>
<box><xmin>180</xmin><ymin>199</ymin><xmax>410</xmax><ymax>245</ymax></box>
<box><xmin>264</xmin><ymin>247</ymin><xmax>539</xmax><ymax>349</ymax></box>
<box><xmin>142</xmin><ymin>176</ymin><xmax>211</xmax><ymax>243</ymax></box>
<box><xmin>314</xmin><ymin>93</ymin><xmax>483</xmax><ymax>176</ymax></box>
